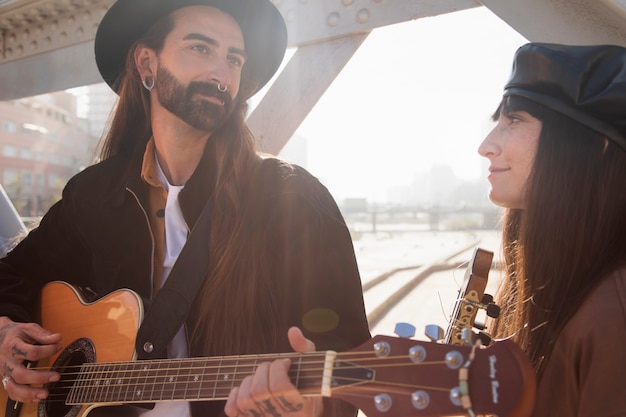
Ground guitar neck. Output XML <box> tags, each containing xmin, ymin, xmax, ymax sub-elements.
<box><xmin>67</xmin><ymin>352</ymin><xmax>336</xmax><ymax>405</ymax></box>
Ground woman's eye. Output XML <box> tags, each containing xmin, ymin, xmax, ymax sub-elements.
<box><xmin>506</xmin><ymin>114</ymin><xmax>522</xmax><ymax>124</ymax></box>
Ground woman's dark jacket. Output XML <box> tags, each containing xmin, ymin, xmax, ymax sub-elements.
<box><xmin>0</xmin><ymin>140</ymin><xmax>371</xmax><ymax>416</ymax></box>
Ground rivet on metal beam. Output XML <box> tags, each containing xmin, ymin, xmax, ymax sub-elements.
<box><xmin>327</xmin><ymin>11</ymin><xmax>340</xmax><ymax>27</ymax></box>
<box><xmin>356</xmin><ymin>8</ymin><xmax>370</xmax><ymax>24</ymax></box>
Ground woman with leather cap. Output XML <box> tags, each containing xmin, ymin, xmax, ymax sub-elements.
<box><xmin>0</xmin><ymin>1</ymin><xmax>371</xmax><ymax>416</ymax></box>
<box><xmin>478</xmin><ymin>43</ymin><xmax>626</xmax><ymax>416</ymax></box>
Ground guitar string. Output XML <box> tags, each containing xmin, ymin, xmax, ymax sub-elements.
<box><xmin>27</xmin><ymin>346</ymin><xmax>476</xmax><ymax>373</ymax></box>
<box><xmin>38</xmin><ymin>359</ymin><xmax>456</xmax><ymax>404</ymax></box>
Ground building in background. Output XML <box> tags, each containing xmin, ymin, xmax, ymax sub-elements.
<box><xmin>0</xmin><ymin>91</ymin><xmax>98</xmax><ymax>217</ymax></box>
<box><xmin>83</xmin><ymin>83</ymin><xmax>118</xmax><ymax>139</ymax></box>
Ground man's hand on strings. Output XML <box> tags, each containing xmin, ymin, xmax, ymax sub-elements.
<box><xmin>224</xmin><ymin>327</ymin><xmax>323</xmax><ymax>417</ymax></box>
<box><xmin>0</xmin><ymin>316</ymin><xmax>61</xmax><ymax>403</ymax></box>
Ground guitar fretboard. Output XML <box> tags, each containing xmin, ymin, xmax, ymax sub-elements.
<box><xmin>67</xmin><ymin>353</ymin><xmax>329</xmax><ymax>404</ymax></box>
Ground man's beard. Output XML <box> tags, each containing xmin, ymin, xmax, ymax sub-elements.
<box><xmin>155</xmin><ymin>65</ymin><xmax>235</xmax><ymax>132</ymax></box>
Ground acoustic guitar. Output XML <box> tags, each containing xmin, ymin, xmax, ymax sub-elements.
<box><xmin>1</xmin><ymin>281</ymin><xmax>535</xmax><ymax>417</ymax></box>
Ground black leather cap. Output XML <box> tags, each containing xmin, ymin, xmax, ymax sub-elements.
<box><xmin>95</xmin><ymin>0</ymin><xmax>287</xmax><ymax>99</ymax></box>
<box><xmin>504</xmin><ymin>43</ymin><xmax>626</xmax><ymax>150</ymax></box>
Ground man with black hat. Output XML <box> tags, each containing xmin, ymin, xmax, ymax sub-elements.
<box><xmin>0</xmin><ymin>1</ymin><xmax>371</xmax><ymax>416</ymax></box>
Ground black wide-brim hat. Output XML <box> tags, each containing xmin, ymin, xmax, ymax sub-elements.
<box><xmin>95</xmin><ymin>0</ymin><xmax>287</xmax><ymax>99</ymax></box>
<box><xmin>504</xmin><ymin>43</ymin><xmax>626</xmax><ymax>150</ymax></box>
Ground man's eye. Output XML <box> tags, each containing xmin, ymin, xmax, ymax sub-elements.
<box><xmin>191</xmin><ymin>44</ymin><xmax>208</xmax><ymax>53</ymax></box>
<box><xmin>228</xmin><ymin>56</ymin><xmax>243</xmax><ymax>67</ymax></box>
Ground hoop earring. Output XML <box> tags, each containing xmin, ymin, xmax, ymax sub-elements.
<box><xmin>142</xmin><ymin>76</ymin><xmax>155</xmax><ymax>92</ymax></box>
<box><xmin>217</xmin><ymin>82</ymin><xmax>227</xmax><ymax>92</ymax></box>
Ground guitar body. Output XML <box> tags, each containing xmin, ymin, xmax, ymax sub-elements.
<box><xmin>0</xmin><ymin>281</ymin><xmax>144</xmax><ymax>417</ymax></box>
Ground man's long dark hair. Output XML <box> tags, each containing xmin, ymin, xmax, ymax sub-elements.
<box><xmin>99</xmin><ymin>12</ymin><xmax>283</xmax><ymax>356</ymax></box>
<box><xmin>489</xmin><ymin>95</ymin><xmax>626</xmax><ymax>378</ymax></box>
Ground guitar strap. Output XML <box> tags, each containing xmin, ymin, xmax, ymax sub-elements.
<box><xmin>135</xmin><ymin>196</ymin><xmax>213</xmax><ymax>360</ymax></box>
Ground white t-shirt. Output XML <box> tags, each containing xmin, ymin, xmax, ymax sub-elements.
<box><xmin>140</xmin><ymin>156</ymin><xmax>191</xmax><ymax>417</ymax></box>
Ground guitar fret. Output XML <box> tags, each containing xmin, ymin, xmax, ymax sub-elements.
<box><xmin>134</xmin><ymin>362</ymin><xmax>151</xmax><ymax>401</ymax></box>
<box><xmin>157</xmin><ymin>359</ymin><xmax>177</xmax><ymax>400</ymax></box>
<box><xmin>229</xmin><ymin>359</ymin><xmax>239</xmax><ymax>397</ymax></box>
<box><xmin>184</xmin><ymin>359</ymin><xmax>203</xmax><ymax>400</ymax></box>
<box><xmin>119</xmin><ymin>362</ymin><xmax>129</xmax><ymax>402</ymax></box>
<box><xmin>295</xmin><ymin>356</ymin><xmax>303</xmax><ymax>389</ymax></box>
<box><xmin>102</xmin><ymin>363</ymin><xmax>115</xmax><ymax>402</ymax></box>
<box><xmin>212</xmin><ymin>358</ymin><xmax>223</xmax><ymax>399</ymax></box>
<box><xmin>172</xmin><ymin>360</ymin><xmax>182</xmax><ymax>400</ymax></box>
<box><xmin>109</xmin><ymin>362</ymin><xmax>122</xmax><ymax>401</ymax></box>
<box><xmin>92</xmin><ymin>364</ymin><xmax>105</xmax><ymax>402</ymax></box>
<box><xmin>67</xmin><ymin>363</ymin><xmax>87</xmax><ymax>404</ymax></box>
<box><xmin>158</xmin><ymin>360</ymin><xmax>168</xmax><ymax>401</ymax></box>
<box><xmin>198</xmin><ymin>358</ymin><xmax>208</xmax><ymax>400</ymax></box>
<box><xmin>119</xmin><ymin>362</ymin><xmax>131</xmax><ymax>403</ymax></box>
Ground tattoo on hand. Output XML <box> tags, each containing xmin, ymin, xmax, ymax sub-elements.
<box><xmin>2</xmin><ymin>362</ymin><xmax>14</xmax><ymax>376</ymax></box>
<box><xmin>11</xmin><ymin>344</ymin><xmax>27</xmax><ymax>359</ymax></box>
<box><xmin>277</xmin><ymin>395</ymin><xmax>303</xmax><ymax>412</ymax></box>
<box><xmin>256</xmin><ymin>399</ymin><xmax>282</xmax><ymax>417</ymax></box>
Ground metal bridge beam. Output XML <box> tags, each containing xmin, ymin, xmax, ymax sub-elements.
<box><xmin>480</xmin><ymin>0</ymin><xmax>626</xmax><ymax>47</ymax></box>
<box><xmin>0</xmin><ymin>0</ymin><xmax>481</xmax><ymax>101</ymax></box>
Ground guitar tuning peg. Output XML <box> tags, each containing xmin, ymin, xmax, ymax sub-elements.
<box><xmin>424</xmin><ymin>324</ymin><xmax>444</xmax><ymax>342</ymax></box>
<box><xmin>481</xmin><ymin>293</ymin><xmax>494</xmax><ymax>304</ymax></box>
<box><xmin>477</xmin><ymin>331</ymin><xmax>493</xmax><ymax>346</ymax></box>
<box><xmin>394</xmin><ymin>322</ymin><xmax>416</xmax><ymax>339</ymax></box>
<box><xmin>474</xmin><ymin>320</ymin><xmax>486</xmax><ymax>331</ymax></box>
<box><xmin>486</xmin><ymin>303</ymin><xmax>501</xmax><ymax>319</ymax></box>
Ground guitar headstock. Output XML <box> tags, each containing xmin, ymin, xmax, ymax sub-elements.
<box><xmin>331</xmin><ymin>335</ymin><xmax>535</xmax><ymax>417</ymax></box>
<box><xmin>443</xmin><ymin>247</ymin><xmax>500</xmax><ymax>346</ymax></box>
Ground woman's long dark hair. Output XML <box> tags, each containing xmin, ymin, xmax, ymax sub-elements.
<box><xmin>490</xmin><ymin>95</ymin><xmax>626</xmax><ymax>378</ymax></box>
<box><xmin>99</xmin><ymin>13</ymin><xmax>283</xmax><ymax>356</ymax></box>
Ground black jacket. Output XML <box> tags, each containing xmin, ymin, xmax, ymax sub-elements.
<box><xmin>0</xmin><ymin>140</ymin><xmax>371</xmax><ymax>416</ymax></box>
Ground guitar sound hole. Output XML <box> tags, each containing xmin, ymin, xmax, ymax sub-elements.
<box><xmin>39</xmin><ymin>338</ymin><xmax>95</xmax><ymax>417</ymax></box>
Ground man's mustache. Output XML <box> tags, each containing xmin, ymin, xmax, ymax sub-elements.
<box><xmin>187</xmin><ymin>81</ymin><xmax>232</xmax><ymax>107</ymax></box>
